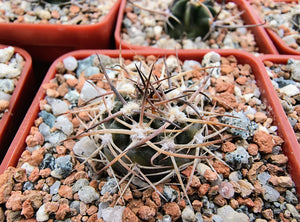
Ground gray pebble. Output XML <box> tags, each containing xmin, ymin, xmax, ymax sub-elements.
<box><xmin>72</xmin><ymin>178</ymin><xmax>89</xmax><ymax>193</ymax></box>
<box><xmin>39</xmin><ymin>110</ymin><xmax>56</xmax><ymax>128</ymax></box>
<box><xmin>163</xmin><ymin>185</ymin><xmax>178</xmax><ymax>202</ymax></box>
<box><xmin>78</xmin><ymin>186</ymin><xmax>99</xmax><ymax>204</ymax></box>
<box><xmin>51</xmin><ymin>155</ymin><xmax>73</xmax><ymax>179</ymax></box>
<box><xmin>262</xmin><ymin>185</ymin><xmax>280</xmax><ymax>202</ymax></box>
<box><xmin>50</xmin><ymin>181</ymin><xmax>61</xmax><ymax>194</ymax></box>
<box><xmin>101</xmin><ymin>177</ymin><xmax>118</xmax><ymax>195</ymax></box>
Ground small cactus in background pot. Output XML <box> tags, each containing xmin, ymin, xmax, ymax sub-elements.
<box><xmin>166</xmin><ymin>0</ymin><xmax>217</xmax><ymax>39</ymax></box>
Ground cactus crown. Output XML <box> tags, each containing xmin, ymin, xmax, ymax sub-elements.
<box><xmin>166</xmin><ymin>0</ymin><xmax>217</xmax><ymax>39</ymax></box>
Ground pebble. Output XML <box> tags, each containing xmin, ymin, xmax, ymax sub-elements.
<box><xmin>54</xmin><ymin>115</ymin><xmax>73</xmax><ymax>136</ymax></box>
<box><xmin>262</xmin><ymin>185</ymin><xmax>280</xmax><ymax>202</ymax></box>
<box><xmin>100</xmin><ymin>205</ymin><xmax>125</xmax><ymax>222</ymax></box>
<box><xmin>51</xmin><ymin>155</ymin><xmax>73</xmax><ymax>179</ymax></box>
<box><xmin>72</xmin><ymin>178</ymin><xmax>89</xmax><ymax>193</ymax></box>
<box><xmin>73</xmin><ymin>136</ymin><xmax>98</xmax><ymax>157</ymax></box>
<box><xmin>63</xmin><ymin>56</ymin><xmax>78</xmax><ymax>72</ymax></box>
<box><xmin>78</xmin><ymin>186</ymin><xmax>99</xmax><ymax>204</ymax></box>
<box><xmin>49</xmin><ymin>180</ymin><xmax>60</xmax><ymax>195</ymax></box>
<box><xmin>182</xmin><ymin>206</ymin><xmax>196</xmax><ymax>222</ymax></box>
<box><xmin>279</xmin><ymin>84</ymin><xmax>300</xmax><ymax>97</ymax></box>
<box><xmin>36</xmin><ymin>204</ymin><xmax>49</xmax><ymax>222</ymax></box>
<box><xmin>0</xmin><ymin>79</ymin><xmax>14</xmax><ymax>94</ymax></box>
<box><xmin>217</xmin><ymin>205</ymin><xmax>249</xmax><ymax>222</ymax></box>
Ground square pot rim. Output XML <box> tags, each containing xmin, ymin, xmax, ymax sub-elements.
<box><xmin>2</xmin><ymin>48</ymin><xmax>300</xmax><ymax>197</ymax></box>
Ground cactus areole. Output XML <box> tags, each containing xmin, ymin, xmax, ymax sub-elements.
<box><xmin>167</xmin><ymin>0</ymin><xmax>217</xmax><ymax>39</ymax></box>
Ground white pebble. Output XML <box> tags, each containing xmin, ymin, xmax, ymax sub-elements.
<box><xmin>36</xmin><ymin>204</ymin><xmax>49</xmax><ymax>222</ymax></box>
<box><xmin>0</xmin><ymin>46</ymin><xmax>14</xmax><ymax>63</ymax></box>
<box><xmin>51</xmin><ymin>99</ymin><xmax>69</xmax><ymax>116</ymax></box>
<box><xmin>100</xmin><ymin>206</ymin><xmax>126</xmax><ymax>222</ymax></box>
<box><xmin>54</xmin><ymin>115</ymin><xmax>73</xmax><ymax>136</ymax></box>
<box><xmin>182</xmin><ymin>206</ymin><xmax>195</xmax><ymax>222</ymax></box>
<box><xmin>63</xmin><ymin>56</ymin><xmax>78</xmax><ymax>71</ymax></box>
<box><xmin>0</xmin><ymin>63</ymin><xmax>21</xmax><ymax>78</ymax></box>
<box><xmin>78</xmin><ymin>186</ymin><xmax>100</xmax><ymax>203</ymax></box>
<box><xmin>73</xmin><ymin>136</ymin><xmax>98</xmax><ymax>157</ymax></box>
<box><xmin>279</xmin><ymin>84</ymin><xmax>300</xmax><ymax>97</ymax></box>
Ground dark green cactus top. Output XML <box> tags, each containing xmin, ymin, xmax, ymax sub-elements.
<box><xmin>167</xmin><ymin>0</ymin><xmax>217</xmax><ymax>39</ymax></box>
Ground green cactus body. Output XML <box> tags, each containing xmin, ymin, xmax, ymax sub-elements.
<box><xmin>167</xmin><ymin>0</ymin><xmax>217</xmax><ymax>39</ymax></box>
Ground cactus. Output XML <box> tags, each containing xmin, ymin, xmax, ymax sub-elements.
<box><xmin>69</xmin><ymin>53</ymin><xmax>251</xmax><ymax>202</ymax></box>
<box><xmin>166</xmin><ymin>0</ymin><xmax>217</xmax><ymax>39</ymax></box>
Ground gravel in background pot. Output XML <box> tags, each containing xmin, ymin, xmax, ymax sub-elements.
<box><xmin>0</xmin><ymin>44</ymin><xmax>35</xmax><ymax>162</ymax></box>
<box><xmin>248</xmin><ymin>0</ymin><xmax>300</xmax><ymax>55</ymax></box>
<box><xmin>115</xmin><ymin>0</ymin><xmax>278</xmax><ymax>54</ymax></box>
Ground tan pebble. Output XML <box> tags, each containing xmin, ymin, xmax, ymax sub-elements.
<box><xmin>74</xmin><ymin>171</ymin><xmax>89</xmax><ymax>180</ymax></box>
<box><xmin>198</xmin><ymin>183</ymin><xmax>210</xmax><ymax>197</ymax></box>
<box><xmin>229</xmin><ymin>199</ymin><xmax>239</xmax><ymax>209</ymax></box>
<box><xmin>29</xmin><ymin>148</ymin><xmax>45</xmax><ymax>166</ymax></box>
<box><xmin>58</xmin><ymin>185</ymin><xmax>73</xmax><ymax>199</ymax></box>
<box><xmin>212</xmin><ymin>160</ymin><xmax>230</xmax><ymax>178</ymax></box>
<box><xmin>263</xmin><ymin>117</ymin><xmax>273</xmax><ymax>128</ymax></box>
<box><xmin>122</xmin><ymin>207</ymin><xmax>139</xmax><ymax>222</ymax></box>
<box><xmin>270</xmin><ymin>154</ymin><xmax>288</xmax><ymax>165</ymax></box>
<box><xmin>273</xmin><ymin>135</ymin><xmax>284</xmax><ymax>146</ymax></box>
<box><xmin>262</xmin><ymin>208</ymin><xmax>274</xmax><ymax>220</ymax></box>
<box><xmin>126</xmin><ymin>12</ymin><xmax>138</xmax><ymax>22</ymax></box>
<box><xmin>215</xmin><ymin>79</ymin><xmax>230</xmax><ymax>93</ymax></box>
<box><xmin>0</xmin><ymin>182</ymin><xmax>14</xmax><ymax>204</ymax></box>
<box><xmin>14</xmin><ymin>168</ymin><xmax>27</xmax><ymax>183</ymax></box>
<box><xmin>247</xmin><ymin>143</ymin><xmax>258</xmax><ymax>156</ymax></box>
<box><xmin>87</xmin><ymin>205</ymin><xmax>98</xmax><ymax>216</ymax></box>
<box><xmin>13</xmin><ymin>183</ymin><xmax>23</xmax><ymax>191</ymax></box>
<box><xmin>6</xmin><ymin>191</ymin><xmax>23</xmax><ymax>210</ymax></box>
<box><xmin>82</xmin><ymin>215</ymin><xmax>89</xmax><ymax>222</ymax></box>
<box><xmin>56</xmin><ymin>61</ymin><xmax>66</xmax><ymax>74</ymax></box>
<box><xmin>127</xmin><ymin>199</ymin><xmax>144</xmax><ymax>214</ymax></box>
<box><xmin>189</xmin><ymin>175</ymin><xmax>201</xmax><ymax>188</ymax></box>
<box><xmin>56</xmin><ymin>203</ymin><xmax>70</xmax><ymax>220</ymax></box>
<box><xmin>86</xmin><ymin>213</ymin><xmax>98</xmax><ymax>222</ymax></box>
<box><xmin>138</xmin><ymin>205</ymin><xmax>156</xmax><ymax>221</ymax></box>
<box><xmin>151</xmin><ymin>191</ymin><xmax>161</xmax><ymax>207</ymax></box>
<box><xmin>34</xmin><ymin>117</ymin><xmax>43</xmax><ymax>127</ymax></box>
<box><xmin>46</xmin><ymin>88</ymin><xmax>59</xmax><ymax>97</ymax></box>
<box><xmin>236</xmin><ymin>76</ymin><xmax>247</xmax><ymax>85</ymax></box>
<box><xmin>51</xmin><ymin>10</ymin><xmax>60</xmax><ymax>19</ymax></box>
<box><xmin>66</xmin><ymin>78</ymin><xmax>78</xmax><ymax>87</ymax></box>
<box><xmin>78</xmin><ymin>111</ymin><xmax>90</xmax><ymax>121</ymax></box>
<box><xmin>263</xmin><ymin>60</ymin><xmax>273</xmax><ymax>67</ymax></box>
<box><xmin>254</xmin><ymin>112</ymin><xmax>268</xmax><ymax>123</ymax></box>
<box><xmin>21</xmin><ymin>199</ymin><xmax>34</xmax><ymax>219</ymax></box>
<box><xmin>213</xmin><ymin>194</ymin><xmax>227</xmax><ymax>207</ymax></box>
<box><xmin>57</xmin><ymin>82</ymin><xmax>68</xmax><ymax>97</ymax></box>
<box><xmin>63</xmin><ymin>172</ymin><xmax>76</xmax><ymax>185</ymax></box>
<box><xmin>237</xmin><ymin>197</ymin><xmax>255</xmax><ymax>207</ymax></box>
<box><xmin>204</xmin><ymin>169</ymin><xmax>218</xmax><ymax>182</ymax></box>
<box><xmin>192</xmin><ymin>200</ymin><xmax>203</xmax><ymax>212</ymax></box>
<box><xmin>39</xmin><ymin>168</ymin><xmax>51</xmax><ymax>178</ymax></box>
<box><xmin>163</xmin><ymin>202</ymin><xmax>181</xmax><ymax>221</ymax></box>
<box><xmin>0</xmin><ymin>100</ymin><xmax>9</xmax><ymax>112</ymax></box>
<box><xmin>70</xmin><ymin>5</ymin><xmax>80</xmax><ymax>14</ymax></box>
<box><xmin>253</xmin><ymin>130</ymin><xmax>274</xmax><ymax>154</ymax></box>
<box><xmin>34</xmin><ymin>179</ymin><xmax>45</xmax><ymax>190</ymax></box>
<box><xmin>43</xmin><ymin>82</ymin><xmax>58</xmax><ymax>90</ymax></box>
<box><xmin>56</xmin><ymin>145</ymin><xmax>67</xmax><ymax>155</ymax></box>
<box><xmin>221</xmin><ymin>141</ymin><xmax>236</xmax><ymax>152</ymax></box>
<box><xmin>28</xmin><ymin>167</ymin><xmax>40</xmax><ymax>183</ymax></box>
<box><xmin>25</xmin><ymin>131</ymin><xmax>44</xmax><ymax>147</ymax></box>
<box><xmin>46</xmin><ymin>177</ymin><xmax>56</xmax><ymax>186</ymax></box>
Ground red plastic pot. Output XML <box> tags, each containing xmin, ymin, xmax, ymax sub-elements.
<box><xmin>1</xmin><ymin>49</ymin><xmax>299</xmax><ymax>196</ymax></box>
<box><xmin>247</xmin><ymin>0</ymin><xmax>300</xmax><ymax>55</ymax></box>
<box><xmin>0</xmin><ymin>0</ymin><xmax>121</xmax><ymax>62</ymax></box>
<box><xmin>0</xmin><ymin>44</ymin><xmax>35</xmax><ymax>161</ymax></box>
<box><xmin>114</xmin><ymin>0</ymin><xmax>278</xmax><ymax>54</ymax></box>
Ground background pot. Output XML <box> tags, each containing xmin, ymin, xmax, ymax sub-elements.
<box><xmin>247</xmin><ymin>0</ymin><xmax>300</xmax><ymax>55</ymax></box>
<box><xmin>0</xmin><ymin>0</ymin><xmax>121</xmax><ymax>62</ymax></box>
<box><xmin>1</xmin><ymin>49</ymin><xmax>299</xmax><ymax>196</ymax></box>
<box><xmin>114</xmin><ymin>0</ymin><xmax>278</xmax><ymax>54</ymax></box>
<box><xmin>0</xmin><ymin>44</ymin><xmax>35</xmax><ymax>161</ymax></box>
